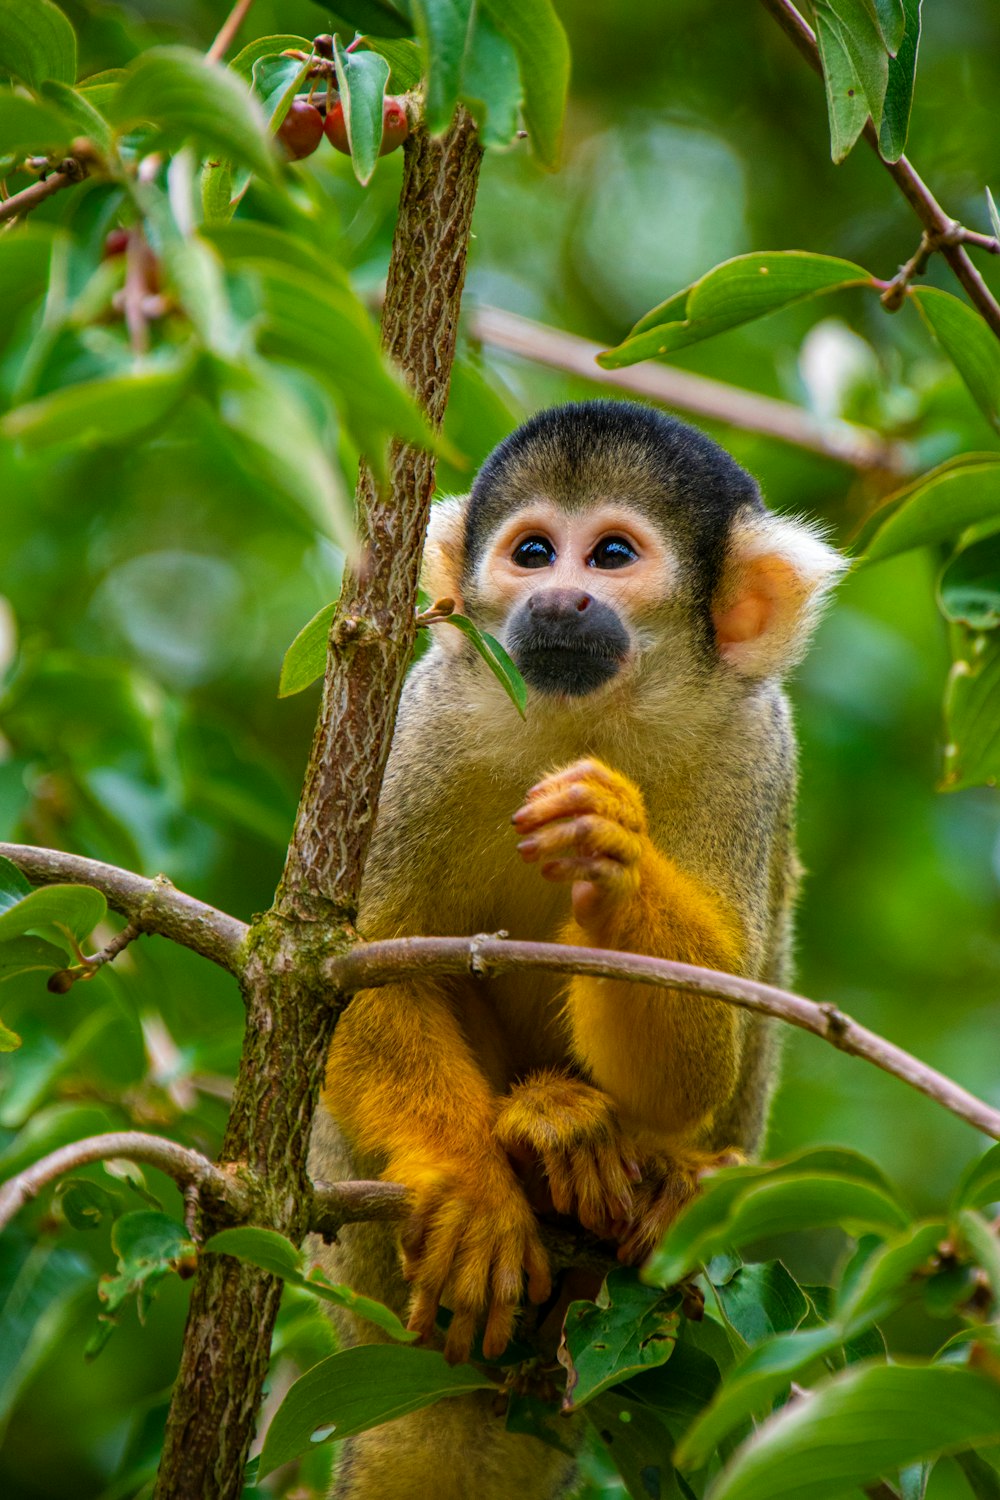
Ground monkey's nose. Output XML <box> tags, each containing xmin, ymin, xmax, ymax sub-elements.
<box><xmin>527</xmin><ymin>589</ymin><xmax>593</xmax><ymax>621</ymax></box>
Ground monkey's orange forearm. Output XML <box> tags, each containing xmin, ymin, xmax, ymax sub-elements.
<box><xmin>562</xmin><ymin>843</ymin><xmax>745</xmax><ymax>1140</ymax></box>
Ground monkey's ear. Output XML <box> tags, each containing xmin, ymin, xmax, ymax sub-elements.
<box><xmin>712</xmin><ymin>511</ymin><xmax>847</xmax><ymax>678</ymax></box>
<box><xmin>421</xmin><ymin>496</ymin><xmax>469</xmax><ymax>607</ymax></box>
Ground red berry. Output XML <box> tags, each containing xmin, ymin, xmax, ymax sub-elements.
<box><xmin>379</xmin><ymin>97</ymin><xmax>409</xmax><ymax>156</ymax></box>
<box><xmin>323</xmin><ymin>101</ymin><xmax>350</xmax><ymax>155</ymax></box>
<box><xmin>103</xmin><ymin>227</ymin><xmax>130</xmax><ymax>258</ymax></box>
<box><xmin>278</xmin><ymin>99</ymin><xmax>324</xmax><ymax>161</ymax></box>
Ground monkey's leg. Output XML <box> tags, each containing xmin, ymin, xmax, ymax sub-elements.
<box><xmin>325</xmin><ymin>980</ymin><xmax>551</xmax><ymax>1363</ymax></box>
<box><xmin>514</xmin><ymin>759</ymin><xmax>746</xmax><ymax>1248</ymax></box>
<box><xmin>495</xmin><ymin>1068</ymin><xmax>640</xmax><ymax>1235</ymax></box>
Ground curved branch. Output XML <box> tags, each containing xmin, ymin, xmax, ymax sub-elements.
<box><xmin>0</xmin><ymin>843</ymin><xmax>248</xmax><ymax>975</ymax></box>
<box><xmin>0</xmin><ymin>1131</ymin><xmax>254</xmax><ymax>1232</ymax></box>
<box><xmin>326</xmin><ymin>936</ymin><xmax>1000</xmax><ymax>1141</ymax></box>
<box><xmin>759</xmin><ymin>0</ymin><xmax>1000</xmax><ymax>341</ymax></box>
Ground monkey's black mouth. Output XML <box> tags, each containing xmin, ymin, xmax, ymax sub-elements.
<box><xmin>512</xmin><ymin>642</ymin><xmax>626</xmax><ymax>697</ymax></box>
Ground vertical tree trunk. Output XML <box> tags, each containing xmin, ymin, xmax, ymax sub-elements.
<box><xmin>153</xmin><ymin>108</ymin><xmax>483</xmax><ymax>1500</ymax></box>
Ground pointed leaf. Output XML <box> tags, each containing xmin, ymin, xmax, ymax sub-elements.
<box><xmin>585</xmin><ymin>1395</ymin><xmax>685</xmax><ymax>1500</ymax></box>
<box><xmin>954</xmin><ymin>1144</ymin><xmax>1000</xmax><ymax>1213</ymax></box>
<box><xmin>0</xmin><ymin>936</ymin><xmax>69</xmax><ymax>984</ymax></box>
<box><xmin>0</xmin><ymin>882</ymin><xmax>106</xmax><ymax>948</ymax></box>
<box><xmin>2</xmin><ymin>360</ymin><xmax>193</xmax><ymax>452</ymax></box>
<box><xmin>258</xmin><ymin>1345</ymin><xmax>493</xmax><ymax>1477</ymax></box>
<box><xmin>0</xmin><ymin>94</ymin><xmax>74</xmax><ymax>157</ymax></box>
<box><xmin>600</xmin><ymin>253</ymin><xmax>872</xmax><ymax>367</ymax></box>
<box><xmin>714</xmin><ymin>1261</ymin><xmax>809</xmax><ymax>1343</ymax></box>
<box><xmin>365</xmin><ymin>38</ymin><xmax>423</xmax><ymax>91</ymax></box>
<box><xmin>938</xmin><ymin>529</ymin><xmax>1000</xmax><ymax>630</ymax></box>
<box><xmin>559</xmin><ymin>1271</ymin><xmax>680</xmax><ymax>1409</ymax></box>
<box><xmin>412</xmin><ymin>0</ymin><xmax>473</xmax><ymax>135</ymax></box>
<box><xmin>460</xmin><ymin>9</ymin><xmax>521</xmax><ymax>148</ymax></box>
<box><xmin>826</xmin><ymin>0</ymin><xmax>890</xmax><ymax>130</ymax></box>
<box><xmin>814</xmin><ymin>8</ymin><xmax>869</xmax><ymax>162</ymax></box>
<box><xmin>862</xmin><ymin>0</ymin><xmax>906</xmax><ymax>52</ymax></box>
<box><xmin>956</xmin><ymin>1210</ymin><xmax>1000</xmax><ymax>1304</ymax></box>
<box><xmin>229</xmin><ymin>35</ymin><xmax>312</xmax><ymax>80</ymax></box>
<box><xmin>912</xmin><ymin>287</ymin><xmax>1000</xmax><ymax>433</ymax></box>
<box><xmin>39</xmin><ymin>81</ymin><xmax>111</xmax><ymax>153</ymax></box>
<box><xmin>709</xmin><ymin>1365</ymin><xmax>1000</xmax><ymax>1500</ymax></box>
<box><xmin>859</xmin><ymin>458</ymin><xmax>1000</xmax><ymax>565</ymax></box>
<box><xmin>439</xmin><ymin>614</ymin><xmax>527</xmax><ymax>717</ymax></box>
<box><xmin>0</xmin><ymin>1018</ymin><xmax>21</xmax><ymax>1052</ymax></box>
<box><xmin>480</xmin><ymin>0</ymin><xmax>568</xmax><ymax>169</ymax></box>
<box><xmin>0</xmin><ymin>0</ymin><xmax>76</xmax><ymax>88</ymax></box>
<box><xmin>279</xmin><ymin>601</ymin><xmax>335</xmax><ymax>698</ymax></box>
<box><xmin>333</xmin><ymin>38</ymin><xmax>391</xmax><ymax>186</ymax></box>
<box><xmin>112</xmin><ymin>46</ymin><xmax>276</xmax><ymax>180</ymax></box>
<box><xmin>942</xmin><ymin>629</ymin><xmax>1000</xmax><ymax>792</ymax></box>
<box><xmin>879</xmin><ymin>0</ymin><xmax>921</xmax><ymax>161</ymax></box>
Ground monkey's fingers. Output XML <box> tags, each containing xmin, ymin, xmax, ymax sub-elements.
<box><xmin>514</xmin><ymin>760</ymin><xmax>646</xmax><ymax>835</ymax></box>
<box><xmin>517</xmin><ymin>811</ymin><xmax>641</xmax><ymax>867</ymax></box>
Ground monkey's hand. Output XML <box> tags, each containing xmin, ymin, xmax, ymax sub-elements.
<box><xmin>495</xmin><ymin>1070</ymin><xmax>641</xmax><ymax>1236</ymax></box>
<box><xmin>614</xmin><ymin>1145</ymin><xmax>744</xmax><ymax>1265</ymax></box>
<box><xmin>399</xmin><ymin>1152</ymin><xmax>551</xmax><ymax>1365</ymax></box>
<box><xmin>512</xmin><ymin>758</ymin><xmax>647</xmax><ymax>932</ymax></box>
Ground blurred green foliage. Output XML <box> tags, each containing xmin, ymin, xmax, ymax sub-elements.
<box><xmin>0</xmin><ymin>0</ymin><xmax>999</xmax><ymax>1496</ymax></box>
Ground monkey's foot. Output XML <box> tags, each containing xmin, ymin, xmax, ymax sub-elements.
<box><xmin>513</xmin><ymin>759</ymin><xmax>647</xmax><ymax>928</ymax></box>
<box><xmin>398</xmin><ymin>1156</ymin><xmax>551</xmax><ymax>1365</ymax></box>
<box><xmin>614</xmin><ymin>1146</ymin><xmax>743</xmax><ymax>1265</ymax></box>
<box><xmin>495</xmin><ymin>1070</ymin><xmax>640</xmax><ymax>1237</ymax></box>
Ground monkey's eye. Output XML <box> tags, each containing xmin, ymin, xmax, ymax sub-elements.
<box><xmin>512</xmin><ymin>536</ymin><xmax>556</xmax><ymax>569</ymax></box>
<box><xmin>588</xmin><ymin>536</ymin><xmax>638</xmax><ymax>570</ymax></box>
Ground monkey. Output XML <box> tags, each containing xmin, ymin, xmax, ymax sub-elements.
<box><xmin>307</xmin><ymin>399</ymin><xmax>844</xmax><ymax>1498</ymax></box>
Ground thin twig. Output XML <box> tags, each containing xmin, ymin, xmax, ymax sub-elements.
<box><xmin>0</xmin><ymin>165</ymin><xmax>82</xmax><ymax>227</ymax></box>
<box><xmin>0</xmin><ymin>1130</ymin><xmax>254</xmax><ymax>1231</ymax></box>
<box><xmin>759</xmin><ymin>0</ymin><xmax>1000</xmax><ymax>341</ymax></box>
<box><xmin>47</xmin><ymin>919</ymin><xmax>143</xmax><ymax>994</ymax></box>
<box><xmin>0</xmin><ymin>843</ymin><xmax>248</xmax><ymax>974</ymax></box>
<box><xmin>468</xmin><ymin>305</ymin><xmax>908</xmax><ymax>474</ymax></box>
<box><xmin>325</xmin><ymin>936</ymin><xmax>1000</xmax><ymax>1141</ymax></box>
<box><xmin>205</xmin><ymin>0</ymin><xmax>256</xmax><ymax>65</ymax></box>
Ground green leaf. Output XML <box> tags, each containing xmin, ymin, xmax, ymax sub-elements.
<box><xmin>938</xmin><ymin>529</ymin><xmax>1000</xmax><ymax>630</ymax></box>
<box><xmin>942</xmin><ymin>629</ymin><xmax>1000</xmax><ymax>791</ymax></box>
<box><xmin>88</xmin><ymin>1210</ymin><xmax>195</xmax><ymax>1357</ymax></box>
<box><xmin>879</xmin><ymin>0</ymin><xmax>921</xmax><ymax>161</ymax></box>
<box><xmin>251</xmin><ymin>53</ymin><xmax>312</xmax><ymax>131</ymax></box>
<box><xmin>38</xmin><ymin>80</ymin><xmax>111</xmax><ymax>153</ymax></box>
<box><xmin>825</xmin><ymin>0</ymin><xmax>890</xmax><ymax>130</ymax></box>
<box><xmin>862</xmin><ymin>0</ymin><xmax>906</xmax><ymax>52</ymax></box>
<box><xmin>0</xmin><ymin>227</ymin><xmax>54</xmax><ymax>324</ymax></box>
<box><xmin>837</xmin><ymin>1220</ymin><xmax>945</xmax><ymax>1326</ymax></box>
<box><xmin>411</xmin><ymin>0</ymin><xmax>473</xmax><ymax>135</ymax></box>
<box><xmin>858</xmin><ymin>457</ymin><xmax>1000</xmax><ymax>566</ymax></box>
<box><xmin>365</xmin><ymin>37</ymin><xmax>423</xmax><ymax>90</ymax></box>
<box><xmin>600</xmin><ymin>253</ymin><xmax>872</xmax><ymax>367</ymax></box>
<box><xmin>813</xmin><ymin>7</ymin><xmax>870</xmax><ymax>163</ymax></box>
<box><xmin>201</xmin><ymin>221</ymin><xmax>349</xmax><ymax>287</ymax></box>
<box><xmin>333</xmin><ymin>36</ymin><xmax>391</xmax><ymax>186</ymax></box>
<box><xmin>912</xmin><ymin>287</ymin><xmax>1000</xmax><ymax>433</ymax></box>
<box><xmin>201</xmin><ymin>158</ymin><xmax>235</xmax><ymax>227</ymax></box>
<box><xmin>0</xmin><ymin>856</ymin><xmax>33</xmax><ymax>909</ymax></box>
<box><xmin>988</xmin><ymin>188</ymin><xmax>1000</xmax><ymax>244</ymax></box>
<box><xmin>954</xmin><ymin>1144</ymin><xmax>1000</xmax><ymax>1212</ymax></box>
<box><xmin>0</xmin><ymin>94</ymin><xmax>74</xmax><ymax>158</ymax></box>
<box><xmin>709</xmin><ymin>1365</ymin><xmax>1000</xmax><ymax>1500</ymax></box>
<box><xmin>228</xmin><ymin>35</ymin><xmax>312</xmax><ymax>80</ymax></box>
<box><xmin>956</xmin><ymin>1209</ymin><xmax>1000</xmax><ymax>1304</ymax></box>
<box><xmin>279</xmin><ymin>601</ymin><xmax>335</xmax><ymax>698</ymax></box>
<box><xmin>258</xmin><ymin>1345</ymin><xmax>494</xmax><ymax>1477</ymax></box>
<box><xmin>0</xmin><ymin>935</ymin><xmax>69</xmax><ymax>985</ymax></box>
<box><xmin>1</xmin><ymin>360</ymin><xmax>193</xmax><ymax>452</ymax></box>
<box><xmin>713</xmin><ymin>1261</ymin><xmax>810</xmax><ymax>1344</ymax></box>
<box><xmin>585</xmin><ymin>1394</ymin><xmax>684</xmax><ymax>1500</ymax></box>
<box><xmin>559</xmin><ymin>1271</ymin><xmax>680</xmax><ymax>1410</ymax></box>
<box><xmin>204</xmin><ymin>1227</ymin><xmax>416</xmax><ymax>1341</ymax></box>
<box><xmin>0</xmin><ymin>1018</ymin><xmax>21</xmax><ymax>1052</ymax></box>
<box><xmin>0</xmin><ymin>0</ymin><xmax>76</xmax><ymax>88</ymax></box>
<box><xmin>460</xmin><ymin>8</ymin><xmax>521</xmax><ymax>148</ymax></box>
<box><xmin>0</xmin><ymin>1239</ymin><xmax>90</xmax><ymax>1432</ymax></box>
<box><xmin>956</xmin><ymin>1449</ymin><xmax>1000</xmax><ymax>1500</ymax></box>
<box><xmin>438</xmin><ymin>614</ymin><xmax>527</xmax><ymax>717</ymax></box>
<box><xmin>56</xmin><ymin>1178</ymin><xmax>123</xmax><ymax>1231</ymax></box>
<box><xmin>112</xmin><ymin>46</ymin><xmax>276</xmax><ymax>180</ymax></box>
<box><xmin>480</xmin><ymin>0</ymin><xmax>569</xmax><ymax>169</ymax></box>
<box><xmin>213</xmin><ymin>358</ymin><xmax>354</xmax><ymax>547</ymax></box>
<box><xmin>649</xmin><ymin>1172</ymin><xmax>907</xmax><ymax>1287</ymax></box>
<box><xmin>0</xmin><ymin>879</ymin><xmax>106</xmax><ymax>949</ymax></box>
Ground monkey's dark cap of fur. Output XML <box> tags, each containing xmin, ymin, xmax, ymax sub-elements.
<box><xmin>465</xmin><ymin>400</ymin><xmax>765</xmax><ymax>601</ymax></box>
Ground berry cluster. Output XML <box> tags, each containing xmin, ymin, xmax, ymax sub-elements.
<box><xmin>275</xmin><ymin>37</ymin><xmax>409</xmax><ymax>163</ymax></box>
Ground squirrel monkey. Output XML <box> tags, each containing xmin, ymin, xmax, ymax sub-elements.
<box><xmin>309</xmin><ymin>400</ymin><xmax>844</xmax><ymax>1497</ymax></box>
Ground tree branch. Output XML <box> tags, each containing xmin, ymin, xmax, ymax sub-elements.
<box><xmin>759</xmin><ymin>0</ymin><xmax>1000</xmax><ymax>341</ymax></box>
<box><xmin>0</xmin><ymin>1131</ymin><xmax>254</xmax><ymax>1232</ymax></box>
<box><xmin>468</xmin><ymin>304</ymin><xmax>908</xmax><ymax>474</ymax></box>
<box><xmin>0</xmin><ymin>162</ymin><xmax>85</xmax><ymax>225</ymax></box>
<box><xmin>0</xmin><ymin>843</ymin><xmax>248</xmax><ymax>975</ymax></box>
<box><xmin>326</xmin><ymin>936</ymin><xmax>1000</xmax><ymax>1141</ymax></box>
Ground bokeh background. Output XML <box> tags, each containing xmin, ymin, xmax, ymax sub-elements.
<box><xmin>1</xmin><ymin>1</ymin><xmax>999</xmax><ymax>1495</ymax></box>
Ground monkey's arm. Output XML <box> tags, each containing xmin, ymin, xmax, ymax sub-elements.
<box><xmin>513</xmin><ymin>758</ymin><xmax>745</xmax><ymax>1139</ymax></box>
<box><xmin>325</xmin><ymin>982</ymin><xmax>550</xmax><ymax>1362</ymax></box>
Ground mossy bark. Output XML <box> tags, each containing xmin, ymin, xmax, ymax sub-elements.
<box><xmin>152</xmin><ymin>109</ymin><xmax>483</xmax><ymax>1500</ymax></box>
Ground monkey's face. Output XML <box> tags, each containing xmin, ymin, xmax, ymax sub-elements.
<box><xmin>473</xmin><ymin>501</ymin><xmax>675</xmax><ymax>698</ymax></box>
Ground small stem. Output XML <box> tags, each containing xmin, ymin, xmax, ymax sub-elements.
<box><xmin>47</xmin><ymin>919</ymin><xmax>143</xmax><ymax>994</ymax></box>
<box><xmin>205</xmin><ymin>0</ymin><xmax>256</xmax><ymax>64</ymax></box>
<box><xmin>325</xmin><ymin>936</ymin><xmax>1000</xmax><ymax>1141</ymax></box>
<box><xmin>0</xmin><ymin>843</ymin><xmax>248</xmax><ymax>974</ymax></box>
<box><xmin>0</xmin><ymin>164</ymin><xmax>83</xmax><ymax>226</ymax></box>
<box><xmin>0</xmin><ymin>1131</ymin><xmax>253</xmax><ymax>1231</ymax></box>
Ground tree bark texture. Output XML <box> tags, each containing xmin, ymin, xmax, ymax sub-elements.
<box><xmin>152</xmin><ymin>109</ymin><xmax>484</xmax><ymax>1500</ymax></box>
